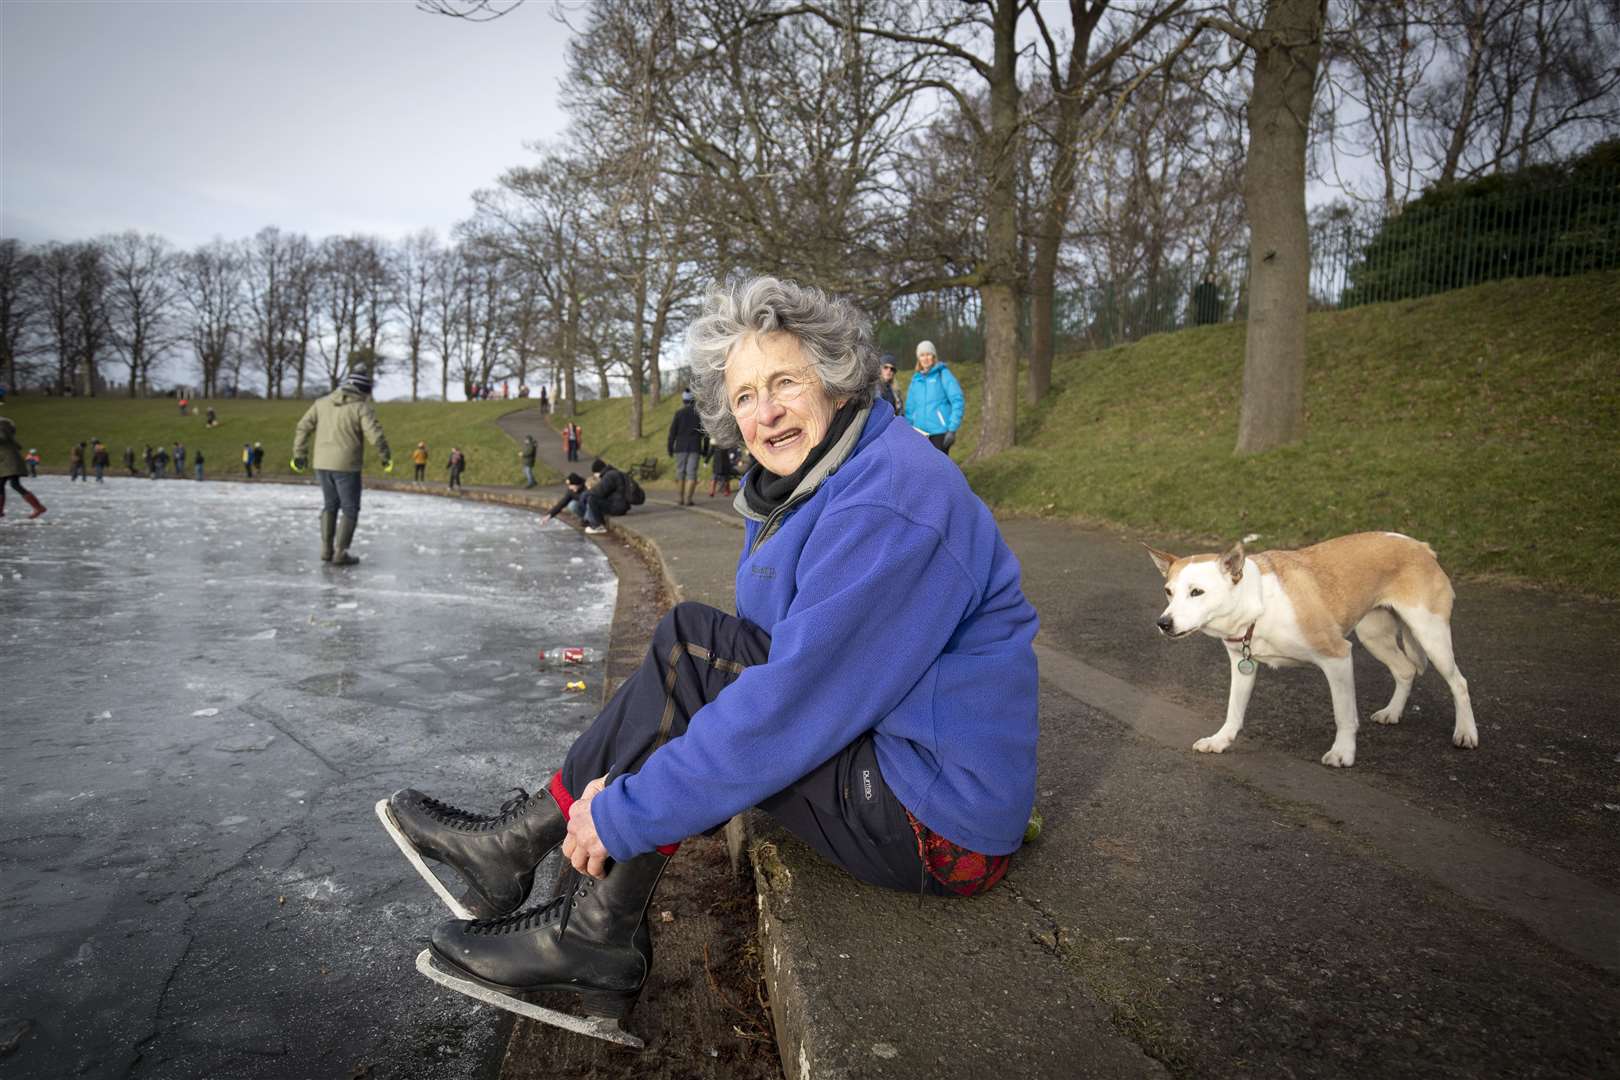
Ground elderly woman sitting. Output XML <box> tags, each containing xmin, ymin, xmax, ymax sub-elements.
<box><xmin>381</xmin><ymin>276</ymin><xmax>1039</xmax><ymax>1029</ymax></box>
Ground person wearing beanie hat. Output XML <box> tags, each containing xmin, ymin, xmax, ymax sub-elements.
<box><xmin>542</xmin><ymin>472</ymin><xmax>590</xmax><ymax>525</ymax></box>
<box><xmin>667</xmin><ymin>388</ymin><xmax>705</xmax><ymax>506</ymax></box>
<box><xmin>876</xmin><ymin>353</ymin><xmax>902</xmax><ymax>415</ymax></box>
<box><xmin>904</xmin><ymin>340</ymin><xmax>964</xmax><ymax>454</ymax></box>
<box><xmin>291</xmin><ymin>368</ymin><xmax>393</xmax><ymax>566</ymax></box>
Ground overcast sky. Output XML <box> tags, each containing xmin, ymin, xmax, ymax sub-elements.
<box><xmin>1</xmin><ymin>0</ymin><xmax>575</xmax><ymax>248</ymax></box>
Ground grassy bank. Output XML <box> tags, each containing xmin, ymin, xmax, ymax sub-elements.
<box><xmin>553</xmin><ymin>271</ymin><xmax>1619</xmax><ymax>596</ymax></box>
<box><xmin>964</xmin><ymin>271</ymin><xmax>1619</xmax><ymax>596</ymax></box>
<box><xmin>3</xmin><ymin>398</ymin><xmax>550</xmax><ymax>486</ymax></box>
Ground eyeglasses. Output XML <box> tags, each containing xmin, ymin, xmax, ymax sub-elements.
<box><xmin>730</xmin><ymin>369</ymin><xmax>815</xmax><ymax>420</ymax></box>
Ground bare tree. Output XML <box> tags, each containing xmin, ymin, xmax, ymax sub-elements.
<box><xmin>0</xmin><ymin>240</ymin><xmax>44</xmax><ymax>394</ymax></box>
<box><xmin>427</xmin><ymin>242</ymin><xmax>468</xmax><ymax>401</ymax></box>
<box><xmin>1442</xmin><ymin>0</ymin><xmax>1617</xmax><ymax>181</ymax></box>
<box><xmin>102</xmin><ymin>231</ymin><xmax>180</xmax><ymax>397</ymax></box>
<box><xmin>176</xmin><ymin>240</ymin><xmax>244</xmax><ymax>398</ymax></box>
<box><xmin>397</xmin><ymin>229</ymin><xmax>441</xmax><ymax>400</ymax></box>
<box><xmin>1024</xmin><ymin>0</ymin><xmax>1202</xmax><ymax>404</ymax></box>
<box><xmin>244</xmin><ymin>227</ymin><xmax>298</xmax><ymax>397</ymax></box>
<box><xmin>1207</xmin><ymin>0</ymin><xmax>1329</xmax><ymax>455</ymax></box>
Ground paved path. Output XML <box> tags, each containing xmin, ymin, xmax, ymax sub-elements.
<box><xmin>500</xmin><ymin>405</ymin><xmax>1620</xmax><ymax>1079</ymax></box>
<box><xmin>0</xmin><ymin>476</ymin><xmax>617</xmax><ymax>1080</ymax></box>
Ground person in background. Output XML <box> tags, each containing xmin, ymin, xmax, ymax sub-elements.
<box><xmin>412</xmin><ymin>441</ymin><xmax>429</xmax><ymax>482</ymax></box>
<box><xmin>541</xmin><ymin>472</ymin><xmax>589</xmax><ymax>526</ymax></box>
<box><xmin>178</xmin><ymin>394</ymin><xmax>189</xmax><ymax>417</ymax></box>
<box><xmin>0</xmin><ymin>418</ymin><xmax>48</xmax><ymax>519</ymax></box>
<box><xmin>579</xmin><ymin>457</ymin><xmax>630</xmax><ymax>535</ymax></box>
<box><xmin>144</xmin><ymin>444</ymin><xmax>156</xmax><ymax>478</ymax></box>
<box><xmin>876</xmin><ymin>353</ymin><xmax>902</xmax><ymax>415</ymax></box>
<box><xmin>69</xmin><ymin>442</ymin><xmax>87</xmax><ymax>482</ymax></box>
<box><xmin>242</xmin><ymin>443</ymin><xmax>254</xmax><ymax>478</ymax></box>
<box><xmin>447</xmin><ymin>447</ymin><xmax>466</xmax><ymax>491</ymax></box>
<box><xmin>252</xmin><ymin>442</ymin><xmax>265</xmax><ymax>474</ymax></box>
<box><xmin>174</xmin><ymin>442</ymin><xmax>186</xmax><ymax>477</ymax></box>
<box><xmin>1192</xmin><ymin>272</ymin><xmax>1223</xmax><ymax>326</ymax></box>
<box><xmin>194</xmin><ymin>448</ymin><xmax>205</xmax><ymax>481</ymax></box>
<box><xmin>121</xmin><ymin>446</ymin><xmax>134</xmax><ymax>476</ymax></box>
<box><xmin>27</xmin><ymin>448</ymin><xmax>42</xmax><ymax>477</ymax></box>
<box><xmin>561</xmin><ymin>420</ymin><xmax>581</xmax><ymax>463</ymax></box>
<box><xmin>206</xmin><ymin>406</ymin><xmax>218</xmax><ymax>428</ymax></box>
<box><xmin>539</xmin><ymin>386</ymin><xmax>550</xmax><ymax>414</ymax></box>
<box><xmin>706</xmin><ymin>439</ymin><xmax>739</xmax><ymax>498</ymax></box>
<box><xmin>520</xmin><ymin>434</ymin><xmax>539</xmax><ymax>489</ymax></box>
<box><xmin>903</xmin><ymin>340</ymin><xmax>965</xmax><ymax>455</ymax></box>
<box><xmin>153</xmin><ymin>444</ymin><xmax>170</xmax><ymax>480</ymax></box>
<box><xmin>90</xmin><ymin>439</ymin><xmax>109</xmax><ymax>483</ymax></box>
<box><xmin>291</xmin><ymin>370</ymin><xmax>392</xmax><ymax>567</ymax></box>
<box><xmin>667</xmin><ymin>389</ymin><xmax>705</xmax><ymax>506</ymax></box>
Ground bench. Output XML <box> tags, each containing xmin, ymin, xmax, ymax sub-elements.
<box><xmin>628</xmin><ymin>457</ymin><xmax>661</xmax><ymax>480</ymax></box>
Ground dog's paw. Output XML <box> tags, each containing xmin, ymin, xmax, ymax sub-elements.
<box><xmin>1371</xmin><ymin>705</ymin><xmax>1402</xmax><ymax>725</ymax></box>
<box><xmin>1193</xmin><ymin>735</ymin><xmax>1232</xmax><ymax>754</ymax></box>
<box><xmin>1320</xmin><ymin>745</ymin><xmax>1356</xmax><ymax>768</ymax></box>
<box><xmin>1453</xmin><ymin>725</ymin><xmax>1479</xmax><ymax>749</ymax></box>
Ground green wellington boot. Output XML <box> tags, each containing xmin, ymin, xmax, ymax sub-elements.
<box><xmin>320</xmin><ymin>511</ymin><xmax>337</xmax><ymax>562</ymax></box>
<box><xmin>331</xmin><ymin>513</ymin><xmax>360</xmax><ymax>566</ymax></box>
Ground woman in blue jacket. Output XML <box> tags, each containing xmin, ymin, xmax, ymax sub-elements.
<box><xmin>380</xmin><ymin>277</ymin><xmax>1039</xmax><ymax>1035</ymax></box>
<box><xmin>902</xmin><ymin>339</ymin><xmax>965</xmax><ymax>453</ymax></box>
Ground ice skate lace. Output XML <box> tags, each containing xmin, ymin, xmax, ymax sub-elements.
<box><xmin>419</xmin><ymin>787</ymin><xmax>531</xmax><ymax>831</ymax></box>
<box><xmin>467</xmin><ymin>870</ymin><xmax>595</xmax><ymax>937</ymax></box>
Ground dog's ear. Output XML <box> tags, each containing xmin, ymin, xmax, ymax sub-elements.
<box><xmin>1220</xmin><ymin>541</ymin><xmax>1246</xmax><ymax>582</ymax></box>
<box><xmin>1143</xmin><ymin>543</ymin><xmax>1178</xmax><ymax>579</ymax></box>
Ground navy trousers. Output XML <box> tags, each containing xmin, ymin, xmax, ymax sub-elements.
<box><xmin>562</xmin><ymin>602</ymin><xmax>935</xmax><ymax>894</ymax></box>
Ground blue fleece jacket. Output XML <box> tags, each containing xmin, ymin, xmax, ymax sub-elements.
<box><xmin>903</xmin><ymin>362</ymin><xmax>965</xmax><ymax>435</ymax></box>
<box><xmin>590</xmin><ymin>405</ymin><xmax>1040</xmax><ymax>860</ymax></box>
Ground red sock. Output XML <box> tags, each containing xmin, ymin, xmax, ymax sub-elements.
<box><xmin>551</xmin><ymin>770</ymin><xmax>680</xmax><ymax>856</ymax></box>
<box><xmin>548</xmin><ymin>771</ymin><xmax>574</xmax><ymax>820</ymax></box>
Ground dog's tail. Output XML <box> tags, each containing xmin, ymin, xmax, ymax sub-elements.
<box><xmin>1394</xmin><ymin>615</ymin><xmax>1431</xmax><ymax>676</ymax></box>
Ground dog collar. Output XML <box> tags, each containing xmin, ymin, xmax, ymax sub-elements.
<box><xmin>1227</xmin><ymin>624</ymin><xmax>1257</xmax><ymax>675</ymax></box>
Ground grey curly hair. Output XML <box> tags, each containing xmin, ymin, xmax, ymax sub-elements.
<box><xmin>685</xmin><ymin>276</ymin><xmax>880</xmax><ymax>448</ymax></box>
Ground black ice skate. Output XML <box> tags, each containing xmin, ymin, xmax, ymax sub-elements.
<box><xmin>375</xmin><ymin>786</ymin><xmax>565</xmax><ymax>920</ymax></box>
<box><xmin>417</xmin><ymin>851</ymin><xmax>669</xmax><ymax>1050</ymax></box>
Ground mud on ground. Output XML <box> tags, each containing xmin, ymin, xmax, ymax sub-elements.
<box><xmin>499</xmin><ymin>529</ymin><xmax>782</xmax><ymax>1080</ymax></box>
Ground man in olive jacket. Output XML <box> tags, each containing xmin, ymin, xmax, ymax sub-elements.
<box><xmin>292</xmin><ymin>371</ymin><xmax>392</xmax><ymax>566</ymax></box>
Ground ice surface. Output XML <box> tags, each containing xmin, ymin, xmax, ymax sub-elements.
<box><xmin>0</xmin><ymin>476</ymin><xmax>618</xmax><ymax>1080</ymax></box>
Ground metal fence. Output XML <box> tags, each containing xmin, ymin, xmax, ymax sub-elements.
<box><xmin>1054</xmin><ymin>163</ymin><xmax>1620</xmax><ymax>352</ymax></box>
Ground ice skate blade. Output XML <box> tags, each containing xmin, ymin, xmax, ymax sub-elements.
<box><xmin>414</xmin><ymin>949</ymin><xmax>644</xmax><ymax>1050</ymax></box>
<box><xmin>374</xmin><ymin>799</ymin><xmax>475</xmax><ymax>920</ymax></box>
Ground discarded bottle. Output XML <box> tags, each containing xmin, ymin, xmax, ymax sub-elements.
<box><xmin>565</xmin><ymin>680</ymin><xmax>588</xmax><ymax>692</ymax></box>
<box><xmin>538</xmin><ymin>647</ymin><xmax>600</xmax><ymax>666</ymax></box>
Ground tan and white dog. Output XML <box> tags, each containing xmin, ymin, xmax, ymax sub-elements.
<box><xmin>1145</xmin><ymin>532</ymin><xmax>1478</xmax><ymax>767</ymax></box>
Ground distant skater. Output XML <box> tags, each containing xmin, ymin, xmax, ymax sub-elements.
<box><xmin>292</xmin><ymin>370</ymin><xmax>392</xmax><ymax>567</ymax></box>
<box><xmin>122</xmin><ymin>446</ymin><xmax>135</xmax><ymax>476</ymax></box>
<box><xmin>26</xmin><ymin>448</ymin><xmax>41</xmax><ymax>477</ymax></box>
<box><xmin>412</xmin><ymin>441</ymin><xmax>429</xmax><ymax>482</ymax></box>
<box><xmin>0</xmin><ymin>417</ymin><xmax>47</xmax><ymax>519</ymax></box>
<box><xmin>91</xmin><ymin>439</ymin><xmax>109</xmax><ymax>483</ymax></box>
<box><xmin>69</xmin><ymin>442</ymin><xmax>86</xmax><ymax>482</ymax></box>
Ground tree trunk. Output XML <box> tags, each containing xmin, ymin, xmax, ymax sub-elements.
<box><xmin>971</xmin><ymin>0</ymin><xmax>1023</xmax><ymax>461</ymax></box>
<box><xmin>1028</xmin><ymin>232</ymin><xmax>1061</xmax><ymax>405</ymax></box>
<box><xmin>1234</xmin><ymin>0</ymin><xmax>1323</xmax><ymax>456</ymax></box>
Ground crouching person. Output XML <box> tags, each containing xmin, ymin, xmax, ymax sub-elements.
<box><xmin>378</xmin><ymin>276</ymin><xmax>1039</xmax><ymax>1040</ymax></box>
<box><xmin>292</xmin><ymin>370</ymin><xmax>392</xmax><ymax>566</ymax></box>
<box><xmin>541</xmin><ymin>472</ymin><xmax>589</xmax><ymax>527</ymax></box>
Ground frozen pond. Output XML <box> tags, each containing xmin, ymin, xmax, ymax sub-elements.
<box><xmin>0</xmin><ymin>476</ymin><xmax>617</xmax><ymax>1079</ymax></box>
